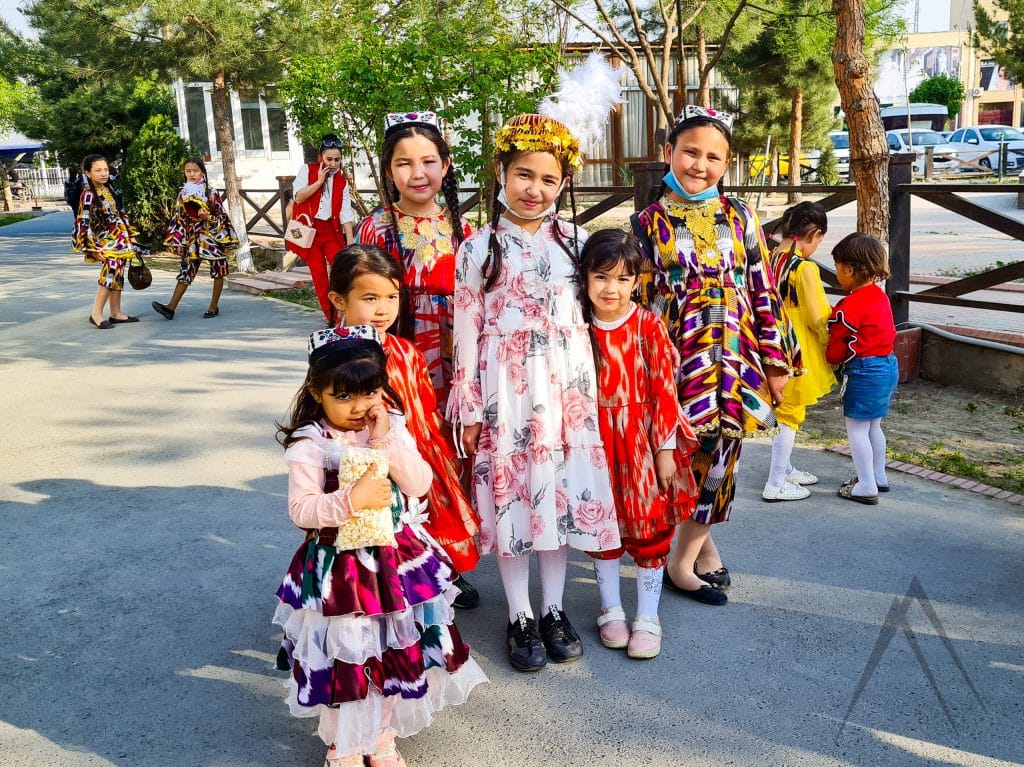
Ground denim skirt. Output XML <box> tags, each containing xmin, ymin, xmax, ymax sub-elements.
<box><xmin>842</xmin><ymin>353</ymin><xmax>898</xmax><ymax>419</ymax></box>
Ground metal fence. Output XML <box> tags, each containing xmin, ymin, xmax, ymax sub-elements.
<box><xmin>12</xmin><ymin>167</ymin><xmax>67</xmax><ymax>200</ymax></box>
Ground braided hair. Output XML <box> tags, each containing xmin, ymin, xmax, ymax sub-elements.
<box><xmin>482</xmin><ymin>148</ymin><xmax>581</xmax><ymax>293</ymax></box>
<box><xmin>772</xmin><ymin>201</ymin><xmax>828</xmax><ymax>258</ymax></box>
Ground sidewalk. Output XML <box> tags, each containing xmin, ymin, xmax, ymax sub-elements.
<box><xmin>2</xmin><ymin>213</ymin><xmax>1023</xmax><ymax>767</ymax></box>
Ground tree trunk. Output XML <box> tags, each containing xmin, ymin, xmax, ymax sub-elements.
<box><xmin>1</xmin><ymin>179</ymin><xmax>12</xmax><ymax>212</ymax></box>
<box><xmin>832</xmin><ymin>0</ymin><xmax>889</xmax><ymax>239</ymax></box>
<box><xmin>769</xmin><ymin>147</ymin><xmax>780</xmax><ymax>187</ymax></box>
<box><xmin>211</xmin><ymin>69</ymin><xmax>255</xmax><ymax>273</ymax></box>
<box><xmin>696</xmin><ymin>25</ymin><xmax>711</xmax><ymax>107</ymax></box>
<box><xmin>788</xmin><ymin>88</ymin><xmax>803</xmax><ymax>204</ymax></box>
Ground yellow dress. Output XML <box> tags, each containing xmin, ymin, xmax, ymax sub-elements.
<box><xmin>771</xmin><ymin>250</ymin><xmax>836</xmax><ymax>427</ymax></box>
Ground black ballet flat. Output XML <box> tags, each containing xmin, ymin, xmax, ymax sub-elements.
<box><xmin>663</xmin><ymin>571</ymin><xmax>728</xmax><ymax>606</ymax></box>
<box><xmin>695</xmin><ymin>565</ymin><xmax>731</xmax><ymax>590</ymax></box>
<box><xmin>89</xmin><ymin>316</ymin><xmax>114</xmax><ymax>329</ymax></box>
<box><xmin>203</xmin><ymin>308</ymin><xmax>219</xmax><ymax>319</ymax></box>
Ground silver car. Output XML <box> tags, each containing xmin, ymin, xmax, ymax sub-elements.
<box><xmin>945</xmin><ymin>125</ymin><xmax>1024</xmax><ymax>173</ymax></box>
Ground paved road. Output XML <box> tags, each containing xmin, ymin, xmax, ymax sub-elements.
<box><xmin>2</xmin><ymin>213</ymin><xmax>1023</xmax><ymax>767</ymax></box>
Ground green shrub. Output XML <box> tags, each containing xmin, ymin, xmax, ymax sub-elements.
<box><xmin>121</xmin><ymin>114</ymin><xmax>192</xmax><ymax>249</ymax></box>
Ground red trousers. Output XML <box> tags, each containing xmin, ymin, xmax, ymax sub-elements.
<box><xmin>588</xmin><ymin>525</ymin><xmax>675</xmax><ymax>569</ymax></box>
<box><xmin>299</xmin><ymin>219</ymin><xmax>347</xmax><ymax>322</ymax></box>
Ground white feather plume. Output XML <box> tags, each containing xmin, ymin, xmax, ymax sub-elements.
<box><xmin>539</xmin><ymin>52</ymin><xmax>623</xmax><ymax>152</ymax></box>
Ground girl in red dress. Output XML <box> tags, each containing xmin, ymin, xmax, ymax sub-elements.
<box><xmin>328</xmin><ymin>244</ymin><xmax>481</xmax><ymax>607</ymax></box>
<box><xmin>355</xmin><ymin>112</ymin><xmax>471</xmax><ymax>410</ymax></box>
<box><xmin>579</xmin><ymin>230</ymin><xmax>699</xmax><ymax>659</ymax></box>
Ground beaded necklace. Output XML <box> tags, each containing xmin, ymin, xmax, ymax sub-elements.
<box><xmin>663</xmin><ymin>196</ymin><xmax>723</xmax><ymax>271</ymax></box>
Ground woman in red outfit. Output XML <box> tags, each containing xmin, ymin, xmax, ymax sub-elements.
<box><xmin>287</xmin><ymin>134</ymin><xmax>356</xmax><ymax>322</ymax></box>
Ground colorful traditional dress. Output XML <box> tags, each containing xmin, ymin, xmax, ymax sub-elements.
<box><xmin>357</xmin><ymin>207</ymin><xmax>472</xmax><ymax>409</ymax></box>
<box><xmin>589</xmin><ymin>304</ymin><xmax>700</xmax><ymax>569</ymax></box>
<box><xmin>447</xmin><ymin>216</ymin><xmax>620</xmax><ymax>557</ymax></box>
<box><xmin>273</xmin><ymin>417</ymin><xmax>486</xmax><ymax>757</ymax></box>
<box><xmin>768</xmin><ymin>245</ymin><xmax>837</xmax><ymax>429</ymax></box>
<box><xmin>631</xmin><ymin>196</ymin><xmax>799</xmax><ymax>524</ymax></box>
<box><xmin>71</xmin><ymin>184</ymin><xmax>138</xmax><ymax>291</ymax></box>
<box><xmin>164</xmin><ymin>182</ymin><xmax>238</xmax><ymax>284</ymax></box>
<box><xmin>382</xmin><ymin>332</ymin><xmax>481</xmax><ymax>573</ymax></box>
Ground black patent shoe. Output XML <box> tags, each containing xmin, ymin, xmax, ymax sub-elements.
<box><xmin>452</xmin><ymin>573</ymin><xmax>480</xmax><ymax>609</ymax></box>
<box><xmin>507</xmin><ymin>612</ymin><xmax>547</xmax><ymax>672</ymax></box>
<box><xmin>539</xmin><ymin>606</ymin><xmax>583</xmax><ymax>664</ymax></box>
<box><xmin>663</xmin><ymin>571</ymin><xmax>728</xmax><ymax>606</ymax></box>
<box><xmin>695</xmin><ymin>564</ymin><xmax>731</xmax><ymax>590</ymax></box>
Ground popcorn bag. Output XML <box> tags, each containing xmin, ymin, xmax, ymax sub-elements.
<box><xmin>332</xmin><ymin>445</ymin><xmax>398</xmax><ymax>550</ymax></box>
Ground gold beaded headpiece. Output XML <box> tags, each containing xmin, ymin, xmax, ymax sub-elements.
<box><xmin>493</xmin><ymin>114</ymin><xmax>582</xmax><ymax>172</ymax></box>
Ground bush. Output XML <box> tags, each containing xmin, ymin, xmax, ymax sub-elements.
<box><xmin>815</xmin><ymin>145</ymin><xmax>840</xmax><ymax>185</ymax></box>
<box><xmin>121</xmin><ymin>114</ymin><xmax>192</xmax><ymax>249</ymax></box>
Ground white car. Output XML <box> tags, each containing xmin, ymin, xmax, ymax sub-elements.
<box><xmin>885</xmin><ymin>129</ymin><xmax>958</xmax><ymax>175</ymax></box>
<box><xmin>945</xmin><ymin>125</ymin><xmax>1024</xmax><ymax>173</ymax></box>
<box><xmin>828</xmin><ymin>131</ymin><xmax>850</xmax><ymax>179</ymax></box>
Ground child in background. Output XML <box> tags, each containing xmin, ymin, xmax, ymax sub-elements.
<box><xmin>273</xmin><ymin>325</ymin><xmax>485</xmax><ymax>767</ymax></box>
<box><xmin>762</xmin><ymin>202</ymin><xmax>837</xmax><ymax>502</ymax></box>
<box><xmin>328</xmin><ymin>245</ymin><xmax>482</xmax><ymax>608</ymax></box>
<box><xmin>448</xmin><ymin>112</ymin><xmax>619</xmax><ymax>672</ymax></box>
<box><xmin>356</xmin><ymin>111</ymin><xmax>471</xmax><ymax>408</ymax></box>
<box><xmin>287</xmin><ymin>134</ymin><xmax>356</xmax><ymax>323</ymax></box>
<box><xmin>72</xmin><ymin>153</ymin><xmax>141</xmax><ymax>329</ymax></box>
<box><xmin>578</xmin><ymin>229</ymin><xmax>698</xmax><ymax>660</ymax></box>
<box><xmin>152</xmin><ymin>157</ymin><xmax>238</xmax><ymax>320</ymax></box>
<box><xmin>631</xmin><ymin>105</ymin><xmax>799</xmax><ymax>606</ymax></box>
<box><xmin>827</xmin><ymin>233</ymin><xmax>898</xmax><ymax>504</ymax></box>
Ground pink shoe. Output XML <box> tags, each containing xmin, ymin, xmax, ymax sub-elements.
<box><xmin>367</xmin><ymin>734</ymin><xmax>407</xmax><ymax>767</ymax></box>
<box><xmin>324</xmin><ymin>744</ymin><xmax>365</xmax><ymax>767</ymax></box>
<box><xmin>627</xmin><ymin>615</ymin><xmax>662</xmax><ymax>659</ymax></box>
<box><xmin>596</xmin><ymin>605</ymin><xmax>630</xmax><ymax>649</ymax></box>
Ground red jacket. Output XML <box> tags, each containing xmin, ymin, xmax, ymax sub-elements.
<box><xmin>826</xmin><ymin>283</ymin><xmax>896</xmax><ymax>365</ymax></box>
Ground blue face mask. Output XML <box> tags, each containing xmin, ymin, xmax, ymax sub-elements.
<box><xmin>663</xmin><ymin>169</ymin><xmax>720</xmax><ymax>201</ymax></box>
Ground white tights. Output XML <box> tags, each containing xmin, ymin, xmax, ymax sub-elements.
<box><xmin>846</xmin><ymin>416</ymin><xmax>888</xmax><ymax>496</ymax></box>
<box><xmin>496</xmin><ymin>546</ymin><xmax>569</xmax><ymax>622</ymax></box>
<box><xmin>593</xmin><ymin>558</ymin><xmax>664</xmax><ymax>619</ymax></box>
<box><xmin>768</xmin><ymin>423</ymin><xmax>798</xmax><ymax>488</ymax></box>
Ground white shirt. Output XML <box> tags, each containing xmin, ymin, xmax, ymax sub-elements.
<box><xmin>292</xmin><ymin>164</ymin><xmax>354</xmax><ymax>224</ymax></box>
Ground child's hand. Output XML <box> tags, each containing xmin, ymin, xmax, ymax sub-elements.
<box><xmin>365</xmin><ymin>403</ymin><xmax>390</xmax><ymax>441</ymax></box>
<box><xmin>765</xmin><ymin>368</ymin><xmax>789</xmax><ymax>407</ymax></box>
<box><xmin>348</xmin><ymin>464</ymin><xmax>392</xmax><ymax>511</ymax></box>
<box><xmin>198</xmin><ymin>210</ymin><xmax>211</xmax><ymax>220</ymax></box>
<box><xmin>461</xmin><ymin>423</ymin><xmax>482</xmax><ymax>456</ymax></box>
<box><xmin>655</xmin><ymin>449</ymin><xmax>676</xmax><ymax>494</ymax></box>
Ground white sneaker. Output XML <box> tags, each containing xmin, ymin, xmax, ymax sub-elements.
<box><xmin>785</xmin><ymin>468</ymin><xmax>819</xmax><ymax>486</ymax></box>
<box><xmin>762</xmin><ymin>481</ymin><xmax>811</xmax><ymax>502</ymax></box>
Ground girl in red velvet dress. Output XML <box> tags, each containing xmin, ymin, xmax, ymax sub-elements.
<box><xmin>578</xmin><ymin>229</ymin><xmax>699</xmax><ymax>659</ymax></box>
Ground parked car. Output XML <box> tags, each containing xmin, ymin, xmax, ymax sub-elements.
<box><xmin>885</xmin><ymin>129</ymin><xmax>958</xmax><ymax>175</ymax></box>
<box><xmin>828</xmin><ymin>131</ymin><xmax>850</xmax><ymax>179</ymax></box>
<box><xmin>945</xmin><ymin>125</ymin><xmax>1024</xmax><ymax>173</ymax></box>
<box><xmin>748</xmin><ymin>149</ymin><xmax>822</xmax><ymax>181</ymax></box>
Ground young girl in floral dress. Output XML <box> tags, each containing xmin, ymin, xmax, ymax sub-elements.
<box><xmin>578</xmin><ymin>229</ymin><xmax>699</xmax><ymax>659</ymax></box>
<box><xmin>356</xmin><ymin>112</ymin><xmax>471</xmax><ymax>409</ymax></box>
<box><xmin>630</xmin><ymin>105</ymin><xmax>799</xmax><ymax>606</ymax></box>
<box><xmin>448</xmin><ymin>113</ymin><xmax>619</xmax><ymax>672</ymax></box>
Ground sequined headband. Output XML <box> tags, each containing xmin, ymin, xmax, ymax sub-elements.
<box><xmin>675</xmin><ymin>104</ymin><xmax>735</xmax><ymax>134</ymax></box>
<box><xmin>493</xmin><ymin>113</ymin><xmax>582</xmax><ymax>172</ymax></box>
<box><xmin>308</xmin><ymin>324</ymin><xmax>382</xmax><ymax>363</ymax></box>
<box><xmin>384</xmin><ymin>111</ymin><xmax>441</xmax><ymax>138</ymax></box>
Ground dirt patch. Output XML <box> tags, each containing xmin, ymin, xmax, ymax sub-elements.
<box><xmin>801</xmin><ymin>380</ymin><xmax>1024</xmax><ymax>494</ymax></box>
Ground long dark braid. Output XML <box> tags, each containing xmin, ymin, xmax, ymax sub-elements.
<box><xmin>482</xmin><ymin>183</ymin><xmax>504</xmax><ymax>292</ymax></box>
<box><xmin>440</xmin><ymin>165</ymin><xmax>465</xmax><ymax>250</ymax></box>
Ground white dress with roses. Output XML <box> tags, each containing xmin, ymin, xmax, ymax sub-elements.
<box><xmin>447</xmin><ymin>216</ymin><xmax>619</xmax><ymax>557</ymax></box>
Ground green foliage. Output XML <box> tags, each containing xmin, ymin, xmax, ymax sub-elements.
<box><xmin>815</xmin><ymin>145</ymin><xmax>839</xmax><ymax>185</ymax></box>
<box><xmin>0</xmin><ymin>213</ymin><xmax>34</xmax><ymax>226</ymax></box>
<box><xmin>280</xmin><ymin>1</ymin><xmax>559</xmax><ymax>191</ymax></box>
<box><xmin>121</xmin><ymin>114</ymin><xmax>192</xmax><ymax>248</ymax></box>
<box><xmin>909</xmin><ymin>74</ymin><xmax>965</xmax><ymax>122</ymax></box>
<box><xmin>975</xmin><ymin>0</ymin><xmax>1024</xmax><ymax>84</ymax></box>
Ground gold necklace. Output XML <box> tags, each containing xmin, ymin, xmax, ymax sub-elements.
<box><xmin>663</xmin><ymin>197</ymin><xmax>722</xmax><ymax>271</ymax></box>
<box><xmin>392</xmin><ymin>207</ymin><xmax>453</xmax><ymax>268</ymax></box>
<box><xmin>393</xmin><ymin>200</ymin><xmax>443</xmax><ymax>218</ymax></box>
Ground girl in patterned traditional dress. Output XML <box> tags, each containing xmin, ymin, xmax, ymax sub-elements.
<box><xmin>328</xmin><ymin>244</ymin><xmax>482</xmax><ymax>609</ymax></box>
<box><xmin>151</xmin><ymin>158</ymin><xmax>238</xmax><ymax>321</ymax></box>
<box><xmin>72</xmin><ymin>154</ymin><xmax>141</xmax><ymax>329</ymax></box>
<box><xmin>356</xmin><ymin>112</ymin><xmax>470</xmax><ymax>410</ymax></box>
<box><xmin>761</xmin><ymin>202</ymin><xmax>837</xmax><ymax>502</ymax></box>
<box><xmin>630</xmin><ymin>105</ymin><xmax>799</xmax><ymax>606</ymax></box>
<box><xmin>448</xmin><ymin>113</ymin><xmax>620</xmax><ymax>672</ymax></box>
<box><xmin>274</xmin><ymin>324</ymin><xmax>486</xmax><ymax>767</ymax></box>
<box><xmin>578</xmin><ymin>229</ymin><xmax>699</xmax><ymax>659</ymax></box>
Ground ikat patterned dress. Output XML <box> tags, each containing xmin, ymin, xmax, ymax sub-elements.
<box><xmin>164</xmin><ymin>183</ymin><xmax>238</xmax><ymax>283</ymax></box>
<box><xmin>273</xmin><ymin>417</ymin><xmax>486</xmax><ymax>757</ymax></box>
<box><xmin>447</xmin><ymin>216</ymin><xmax>620</xmax><ymax>557</ymax></box>
<box><xmin>632</xmin><ymin>196</ymin><xmax>799</xmax><ymax>524</ymax></box>
<box><xmin>592</xmin><ymin>305</ymin><xmax>700</xmax><ymax>551</ymax></box>
<box><xmin>357</xmin><ymin>208</ymin><xmax>473</xmax><ymax>409</ymax></box>
<box><xmin>381</xmin><ymin>332</ymin><xmax>481</xmax><ymax>573</ymax></box>
<box><xmin>72</xmin><ymin>184</ymin><xmax>138</xmax><ymax>290</ymax></box>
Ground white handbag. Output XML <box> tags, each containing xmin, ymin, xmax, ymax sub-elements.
<box><xmin>284</xmin><ymin>212</ymin><xmax>316</xmax><ymax>249</ymax></box>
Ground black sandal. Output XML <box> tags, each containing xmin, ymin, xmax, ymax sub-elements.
<box><xmin>152</xmin><ymin>302</ymin><xmax>175</xmax><ymax>320</ymax></box>
<box><xmin>203</xmin><ymin>308</ymin><xmax>219</xmax><ymax>319</ymax></box>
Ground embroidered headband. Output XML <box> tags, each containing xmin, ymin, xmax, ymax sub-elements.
<box><xmin>494</xmin><ymin>113</ymin><xmax>583</xmax><ymax>171</ymax></box>
<box><xmin>675</xmin><ymin>104</ymin><xmax>735</xmax><ymax>134</ymax></box>
<box><xmin>384</xmin><ymin>111</ymin><xmax>441</xmax><ymax>139</ymax></box>
<box><xmin>308</xmin><ymin>324</ymin><xmax>383</xmax><ymax>363</ymax></box>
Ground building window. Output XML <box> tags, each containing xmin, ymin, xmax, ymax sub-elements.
<box><xmin>266</xmin><ymin>94</ymin><xmax>289</xmax><ymax>153</ymax></box>
<box><xmin>184</xmin><ymin>86</ymin><xmax>210</xmax><ymax>157</ymax></box>
<box><xmin>240</xmin><ymin>90</ymin><xmax>264</xmax><ymax>151</ymax></box>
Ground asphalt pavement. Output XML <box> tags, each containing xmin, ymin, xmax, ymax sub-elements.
<box><xmin>1</xmin><ymin>212</ymin><xmax>1022</xmax><ymax>767</ymax></box>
